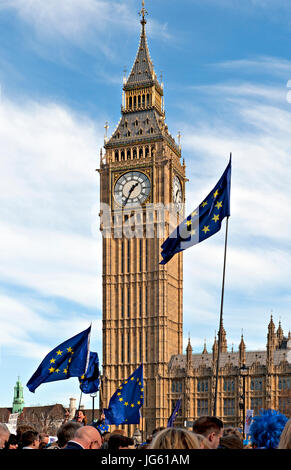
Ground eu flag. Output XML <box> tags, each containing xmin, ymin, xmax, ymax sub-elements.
<box><xmin>104</xmin><ymin>364</ymin><xmax>144</xmax><ymax>425</ymax></box>
<box><xmin>26</xmin><ymin>326</ymin><xmax>91</xmax><ymax>393</ymax></box>
<box><xmin>167</xmin><ymin>398</ymin><xmax>182</xmax><ymax>428</ymax></box>
<box><xmin>160</xmin><ymin>158</ymin><xmax>231</xmax><ymax>264</ymax></box>
<box><xmin>79</xmin><ymin>351</ymin><xmax>100</xmax><ymax>394</ymax></box>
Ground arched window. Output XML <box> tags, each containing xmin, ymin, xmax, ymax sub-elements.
<box><xmin>129</xmin><ymin>97</ymin><xmax>132</xmax><ymax>108</ymax></box>
<box><xmin>147</xmin><ymin>94</ymin><xmax>150</xmax><ymax>106</ymax></box>
<box><xmin>142</xmin><ymin>95</ymin><xmax>145</xmax><ymax>107</ymax></box>
<box><xmin>115</xmin><ymin>151</ymin><xmax>119</xmax><ymax>162</ymax></box>
<box><xmin>138</xmin><ymin>95</ymin><xmax>141</xmax><ymax>107</ymax></box>
<box><xmin>134</xmin><ymin>96</ymin><xmax>137</xmax><ymax>108</ymax></box>
<box><xmin>139</xmin><ymin>147</ymin><xmax>143</xmax><ymax>158</ymax></box>
<box><xmin>127</xmin><ymin>149</ymin><xmax>131</xmax><ymax>159</ymax></box>
<box><xmin>145</xmin><ymin>146</ymin><xmax>149</xmax><ymax>157</ymax></box>
<box><xmin>133</xmin><ymin>148</ymin><xmax>137</xmax><ymax>159</ymax></box>
<box><xmin>151</xmin><ymin>146</ymin><xmax>155</xmax><ymax>156</ymax></box>
<box><xmin>121</xmin><ymin>150</ymin><xmax>125</xmax><ymax>160</ymax></box>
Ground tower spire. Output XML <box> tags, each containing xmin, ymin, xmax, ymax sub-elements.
<box><xmin>139</xmin><ymin>0</ymin><xmax>148</xmax><ymax>26</ymax></box>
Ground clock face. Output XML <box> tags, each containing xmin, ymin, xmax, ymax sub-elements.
<box><xmin>114</xmin><ymin>171</ymin><xmax>151</xmax><ymax>207</ymax></box>
<box><xmin>173</xmin><ymin>175</ymin><xmax>183</xmax><ymax>211</ymax></box>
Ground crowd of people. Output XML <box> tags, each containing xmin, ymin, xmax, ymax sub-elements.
<box><xmin>0</xmin><ymin>411</ymin><xmax>290</xmax><ymax>451</ymax></box>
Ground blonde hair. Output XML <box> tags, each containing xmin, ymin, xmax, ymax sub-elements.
<box><xmin>278</xmin><ymin>419</ymin><xmax>291</xmax><ymax>449</ymax></box>
<box><xmin>149</xmin><ymin>428</ymin><xmax>201</xmax><ymax>450</ymax></box>
<box><xmin>194</xmin><ymin>433</ymin><xmax>212</xmax><ymax>449</ymax></box>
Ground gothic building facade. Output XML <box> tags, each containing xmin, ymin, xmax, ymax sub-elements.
<box><xmin>169</xmin><ymin>317</ymin><xmax>291</xmax><ymax>429</ymax></box>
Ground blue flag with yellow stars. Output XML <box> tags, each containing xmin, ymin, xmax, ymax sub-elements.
<box><xmin>167</xmin><ymin>398</ymin><xmax>182</xmax><ymax>428</ymax></box>
<box><xmin>79</xmin><ymin>351</ymin><xmax>100</xmax><ymax>394</ymax></box>
<box><xmin>104</xmin><ymin>364</ymin><xmax>144</xmax><ymax>425</ymax></box>
<box><xmin>160</xmin><ymin>158</ymin><xmax>231</xmax><ymax>264</ymax></box>
<box><xmin>26</xmin><ymin>326</ymin><xmax>91</xmax><ymax>393</ymax></box>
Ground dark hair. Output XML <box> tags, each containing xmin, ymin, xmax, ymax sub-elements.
<box><xmin>107</xmin><ymin>434</ymin><xmax>134</xmax><ymax>451</ymax></box>
<box><xmin>4</xmin><ymin>434</ymin><xmax>18</xmax><ymax>449</ymax></box>
<box><xmin>57</xmin><ymin>422</ymin><xmax>82</xmax><ymax>448</ymax></box>
<box><xmin>192</xmin><ymin>416</ymin><xmax>223</xmax><ymax>437</ymax></box>
<box><xmin>21</xmin><ymin>430</ymin><xmax>39</xmax><ymax>447</ymax></box>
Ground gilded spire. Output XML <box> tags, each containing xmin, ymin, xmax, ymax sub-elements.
<box><xmin>139</xmin><ymin>0</ymin><xmax>148</xmax><ymax>26</ymax></box>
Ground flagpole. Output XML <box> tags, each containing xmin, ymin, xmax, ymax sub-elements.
<box><xmin>78</xmin><ymin>390</ymin><xmax>83</xmax><ymax>412</ymax></box>
<box><xmin>213</xmin><ymin>214</ymin><xmax>230</xmax><ymax>417</ymax></box>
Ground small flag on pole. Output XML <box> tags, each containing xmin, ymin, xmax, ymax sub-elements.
<box><xmin>26</xmin><ymin>326</ymin><xmax>91</xmax><ymax>393</ymax></box>
<box><xmin>104</xmin><ymin>364</ymin><xmax>144</xmax><ymax>425</ymax></box>
<box><xmin>160</xmin><ymin>158</ymin><xmax>231</xmax><ymax>264</ymax></box>
<box><xmin>79</xmin><ymin>351</ymin><xmax>100</xmax><ymax>394</ymax></box>
<box><xmin>167</xmin><ymin>398</ymin><xmax>182</xmax><ymax>428</ymax></box>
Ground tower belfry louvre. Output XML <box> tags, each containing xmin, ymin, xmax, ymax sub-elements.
<box><xmin>99</xmin><ymin>3</ymin><xmax>186</xmax><ymax>433</ymax></box>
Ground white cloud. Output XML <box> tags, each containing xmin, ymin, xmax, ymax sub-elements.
<box><xmin>0</xmin><ymin>0</ymin><xmax>171</xmax><ymax>55</ymax></box>
<box><xmin>0</xmin><ymin>93</ymin><xmax>105</xmax><ymax>383</ymax></box>
<box><xmin>178</xmin><ymin>70</ymin><xmax>291</xmax><ymax>349</ymax></box>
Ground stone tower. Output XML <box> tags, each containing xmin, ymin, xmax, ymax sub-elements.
<box><xmin>12</xmin><ymin>377</ymin><xmax>25</xmax><ymax>414</ymax></box>
<box><xmin>99</xmin><ymin>3</ymin><xmax>186</xmax><ymax>434</ymax></box>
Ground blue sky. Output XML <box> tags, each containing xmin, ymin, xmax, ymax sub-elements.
<box><xmin>0</xmin><ymin>0</ymin><xmax>291</xmax><ymax>410</ymax></box>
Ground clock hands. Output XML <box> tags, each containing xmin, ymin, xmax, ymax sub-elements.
<box><xmin>124</xmin><ymin>182</ymin><xmax>139</xmax><ymax>205</ymax></box>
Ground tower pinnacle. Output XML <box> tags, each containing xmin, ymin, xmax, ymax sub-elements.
<box><xmin>139</xmin><ymin>0</ymin><xmax>148</xmax><ymax>25</ymax></box>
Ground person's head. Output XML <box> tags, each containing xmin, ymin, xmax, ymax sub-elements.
<box><xmin>57</xmin><ymin>421</ymin><xmax>82</xmax><ymax>448</ymax></box>
<box><xmin>4</xmin><ymin>434</ymin><xmax>18</xmax><ymax>450</ymax></box>
<box><xmin>75</xmin><ymin>410</ymin><xmax>87</xmax><ymax>425</ymax></box>
<box><xmin>72</xmin><ymin>425</ymin><xmax>102</xmax><ymax>449</ymax></box>
<box><xmin>111</xmin><ymin>428</ymin><xmax>125</xmax><ymax>436</ymax></box>
<box><xmin>0</xmin><ymin>424</ymin><xmax>10</xmax><ymax>449</ymax></box>
<box><xmin>16</xmin><ymin>425</ymin><xmax>36</xmax><ymax>446</ymax></box>
<box><xmin>39</xmin><ymin>432</ymin><xmax>50</xmax><ymax>448</ymax></box>
<box><xmin>192</xmin><ymin>416</ymin><xmax>224</xmax><ymax>449</ymax></box>
<box><xmin>278</xmin><ymin>418</ymin><xmax>291</xmax><ymax>449</ymax></box>
<box><xmin>107</xmin><ymin>434</ymin><xmax>135</xmax><ymax>450</ymax></box>
<box><xmin>223</xmin><ymin>426</ymin><xmax>243</xmax><ymax>440</ymax></box>
<box><xmin>21</xmin><ymin>430</ymin><xmax>40</xmax><ymax>449</ymax></box>
<box><xmin>219</xmin><ymin>434</ymin><xmax>243</xmax><ymax>449</ymax></box>
<box><xmin>149</xmin><ymin>428</ymin><xmax>201</xmax><ymax>450</ymax></box>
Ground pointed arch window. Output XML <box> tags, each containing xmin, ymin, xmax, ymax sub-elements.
<box><xmin>133</xmin><ymin>148</ymin><xmax>137</xmax><ymax>159</ymax></box>
<box><xmin>127</xmin><ymin>149</ymin><xmax>131</xmax><ymax>159</ymax></box>
<box><xmin>139</xmin><ymin>147</ymin><xmax>143</xmax><ymax>158</ymax></box>
<box><xmin>115</xmin><ymin>151</ymin><xmax>119</xmax><ymax>162</ymax></box>
<box><xmin>121</xmin><ymin>150</ymin><xmax>125</xmax><ymax>160</ymax></box>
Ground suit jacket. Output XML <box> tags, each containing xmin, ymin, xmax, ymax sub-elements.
<box><xmin>64</xmin><ymin>441</ymin><xmax>84</xmax><ymax>450</ymax></box>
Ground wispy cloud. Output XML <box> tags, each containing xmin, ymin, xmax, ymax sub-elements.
<box><xmin>0</xmin><ymin>93</ymin><xmax>104</xmax><ymax>376</ymax></box>
<box><xmin>177</xmin><ymin>63</ymin><xmax>291</xmax><ymax>349</ymax></box>
<box><xmin>0</xmin><ymin>0</ymin><xmax>172</xmax><ymax>59</ymax></box>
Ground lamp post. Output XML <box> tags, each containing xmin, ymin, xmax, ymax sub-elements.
<box><xmin>90</xmin><ymin>392</ymin><xmax>97</xmax><ymax>423</ymax></box>
<box><xmin>239</xmin><ymin>364</ymin><xmax>248</xmax><ymax>439</ymax></box>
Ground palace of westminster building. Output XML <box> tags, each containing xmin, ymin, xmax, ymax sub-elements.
<box><xmin>98</xmin><ymin>4</ymin><xmax>291</xmax><ymax>434</ymax></box>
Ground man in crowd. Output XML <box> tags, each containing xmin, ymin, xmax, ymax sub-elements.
<box><xmin>192</xmin><ymin>416</ymin><xmax>224</xmax><ymax>449</ymax></box>
<box><xmin>65</xmin><ymin>425</ymin><xmax>102</xmax><ymax>449</ymax></box>
<box><xmin>21</xmin><ymin>430</ymin><xmax>40</xmax><ymax>449</ymax></box>
<box><xmin>0</xmin><ymin>424</ymin><xmax>10</xmax><ymax>449</ymax></box>
<box><xmin>57</xmin><ymin>421</ymin><xmax>82</xmax><ymax>448</ymax></box>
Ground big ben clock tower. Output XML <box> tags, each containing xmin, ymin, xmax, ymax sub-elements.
<box><xmin>99</xmin><ymin>2</ymin><xmax>186</xmax><ymax>434</ymax></box>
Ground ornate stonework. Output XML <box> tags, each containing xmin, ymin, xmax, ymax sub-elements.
<box><xmin>99</xmin><ymin>7</ymin><xmax>185</xmax><ymax>436</ymax></box>
<box><xmin>169</xmin><ymin>318</ymin><xmax>291</xmax><ymax>428</ymax></box>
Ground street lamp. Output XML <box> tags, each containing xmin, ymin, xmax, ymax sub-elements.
<box><xmin>239</xmin><ymin>364</ymin><xmax>248</xmax><ymax>439</ymax></box>
<box><xmin>90</xmin><ymin>392</ymin><xmax>97</xmax><ymax>423</ymax></box>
